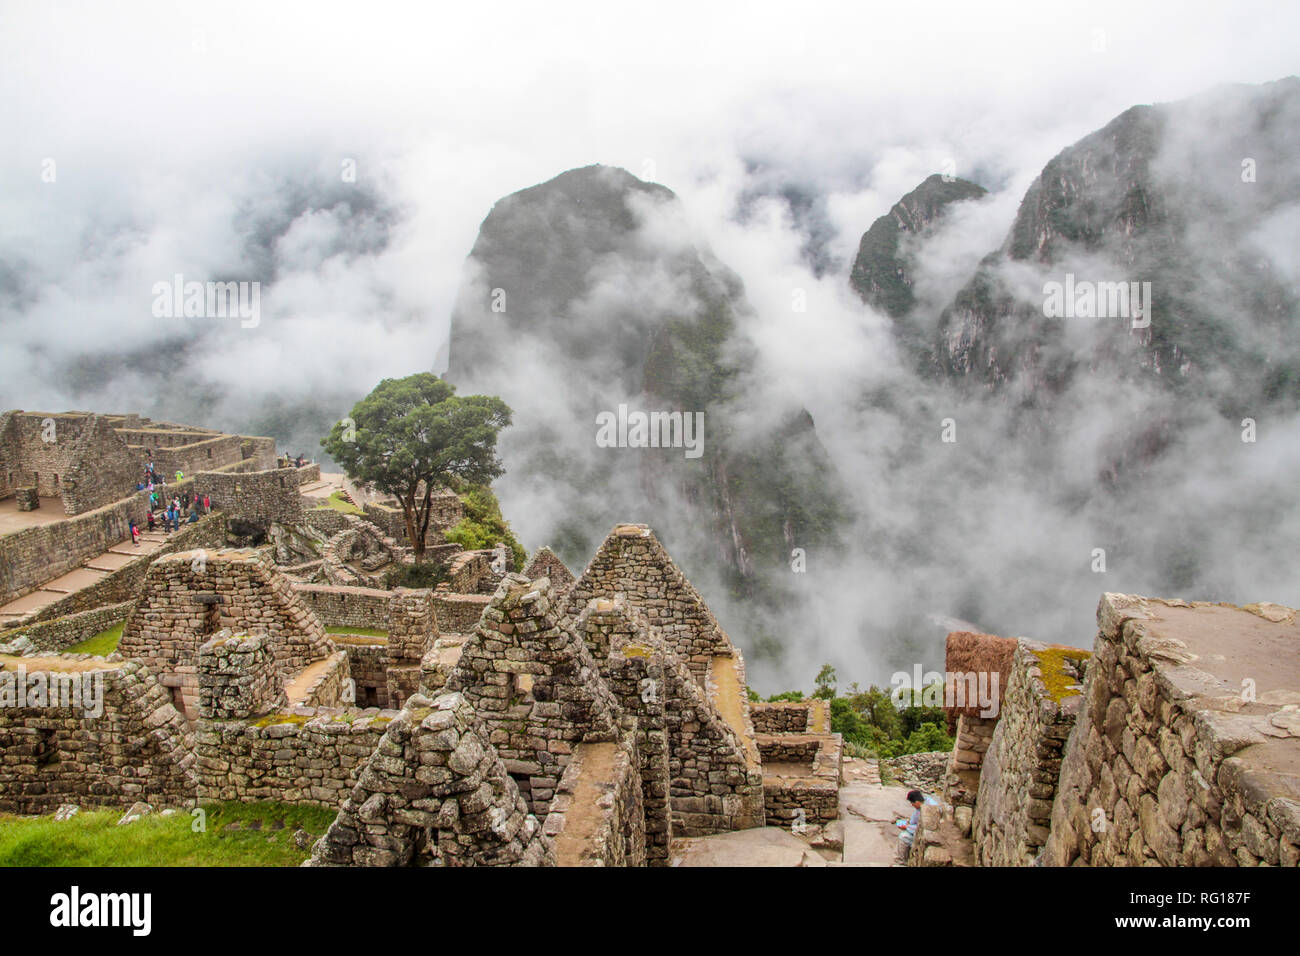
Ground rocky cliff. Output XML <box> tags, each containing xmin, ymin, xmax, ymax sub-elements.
<box><xmin>445</xmin><ymin>165</ymin><xmax>846</xmax><ymax>621</ymax></box>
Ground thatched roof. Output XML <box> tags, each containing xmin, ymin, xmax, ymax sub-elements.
<box><xmin>943</xmin><ymin>631</ymin><xmax>1018</xmax><ymax>731</ymax></box>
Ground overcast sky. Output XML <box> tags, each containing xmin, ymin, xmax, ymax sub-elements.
<box><xmin>2</xmin><ymin>1</ymin><xmax>1297</xmax><ymax>414</ymax></box>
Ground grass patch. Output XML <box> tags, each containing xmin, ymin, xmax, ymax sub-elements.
<box><xmin>325</xmin><ymin>626</ymin><xmax>388</xmax><ymax>638</ymax></box>
<box><xmin>317</xmin><ymin>491</ymin><xmax>364</xmax><ymax>516</ymax></box>
<box><xmin>0</xmin><ymin>800</ymin><xmax>335</xmax><ymax>867</ymax></box>
<box><xmin>65</xmin><ymin>621</ymin><xmax>124</xmax><ymax>656</ymax></box>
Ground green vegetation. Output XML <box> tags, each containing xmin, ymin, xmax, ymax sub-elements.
<box><xmin>1034</xmin><ymin>647</ymin><xmax>1091</xmax><ymax>703</ymax></box>
<box><xmin>383</xmin><ymin>561</ymin><xmax>451</xmax><ymax>590</ymax></box>
<box><xmin>318</xmin><ymin>491</ymin><xmax>363</xmax><ymax>515</ymax></box>
<box><xmin>0</xmin><ymin>801</ymin><xmax>335</xmax><ymax>867</ymax></box>
<box><xmin>321</xmin><ymin>373</ymin><xmax>512</xmax><ymax>561</ymax></box>
<box><xmin>760</xmin><ymin>664</ymin><xmax>955</xmax><ymax>759</ymax></box>
<box><xmin>444</xmin><ymin>482</ymin><xmax>526</xmax><ymax>570</ymax></box>
<box><xmin>65</xmin><ymin>621</ymin><xmax>124</xmax><ymax>656</ymax></box>
<box><xmin>324</xmin><ymin>626</ymin><xmax>388</xmax><ymax>638</ymax></box>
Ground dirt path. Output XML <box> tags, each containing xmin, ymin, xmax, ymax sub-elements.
<box><xmin>837</xmin><ymin>760</ymin><xmax>914</xmax><ymax>867</ymax></box>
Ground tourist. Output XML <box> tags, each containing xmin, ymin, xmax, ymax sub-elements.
<box><xmin>130</xmin><ymin>521</ymin><xmax>140</xmax><ymax>547</ymax></box>
<box><xmin>187</xmin><ymin>508</ymin><xmax>199</xmax><ymax>524</ymax></box>
<box><xmin>894</xmin><ymin>790</ymin><xmax>926</xmax><ymax>863</ymax></box>
<box><xmin>175</xmin><ymin>469</ymin><xmax>184</xmax><ymax>483</ymax></box>
<box><xmin>203</xmin><ymin>493</ymin><xmax>210</xmax><ymax>514</ymax></box>
<box><xmin>146</xmin><ymin>510</ymin><xmax>156</xmax><ymax>532</ymax></box>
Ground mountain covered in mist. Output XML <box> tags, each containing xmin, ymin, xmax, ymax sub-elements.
<box><xmin>445</xmin><ymin>165</ymin><xmax>846</xmax><ymax>623</ymax></box>
<box><xmin>834</xmin><ymin>76</ymin><xmax>1300</xmax><ymax>678</ymax></box>
<box><xmin>850</xmin><ymin>173</ymin><xmax>988</xmax><ymax>319</ymax></box>
<box><xmin>923</xmin><ymin>77</ymin><xmax>1300</xmax><ymax>417</ymax></box>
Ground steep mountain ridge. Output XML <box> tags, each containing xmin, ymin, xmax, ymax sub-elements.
<box><xmin>445</xmin><ymin>165</ymin><xmax>846</xmax><ymax>629</ymax></box>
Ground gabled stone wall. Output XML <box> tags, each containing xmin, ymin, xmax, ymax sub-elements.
<box><xmin>308</xmin><ymin>693</ymin><xmax>553</xmax><ymax>867</ymax></box>
<box><xmin>566</xmin><ymin>524</ymin><xmax>733</xmax><ymax>681</ymax></box>
<box><xmin>446</xmin><ymin>575</ymin><xmax>620</xmax><ymax>819</ymax></box>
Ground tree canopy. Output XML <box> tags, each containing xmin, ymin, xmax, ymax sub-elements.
<box><xmin>321</xmin><ymin>373</ymin><xmax>512</xmax><ymax>560</ymax></box>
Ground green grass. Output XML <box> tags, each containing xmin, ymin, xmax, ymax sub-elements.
<box><xmin>325</xmin><ymin>626</ymin><xmax>388</xmax><ymax>638</ymax></box>
<box><xmin>65</xmin><ymin>621</ymin><xmax>124</xmax><ymax>656</ymax></box>
<box><xmin>316</xmin><ymin>491</ymin><xmax>364</xmax><ymax>515</ymax></box>
<box><xmin>0</xmin><ymin>800</ymin><xmax>336</xmax><ymax>867</ymax></box>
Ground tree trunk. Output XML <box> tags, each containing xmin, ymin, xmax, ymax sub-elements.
<box><xmin>402</xmin><ymin>487</ymin><xmax>425</xmax><ymax>562</ymax></box>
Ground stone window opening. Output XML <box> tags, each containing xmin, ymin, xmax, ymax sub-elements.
<box><xmin>506</xmin><ymin>672</ymin><xmax>534</xmax><ymax>709</ymax></box>
<box><xmin>34</xmin><ymin>728</ymin><xmax>60</xmax><ymax>768</ymax></box>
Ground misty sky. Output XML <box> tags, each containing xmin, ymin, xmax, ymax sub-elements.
<box><xmin>2</xmin><ymin>1</ymin><xmax>1297</xmax><ymax>690</ymax></box>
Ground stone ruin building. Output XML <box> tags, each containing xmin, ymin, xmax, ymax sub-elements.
<box><xmin>904</xmin><ymin>595</ymin><xmax>1300</xmax><ymax>868</ymax></box>
<box><xmin>2</xmin><ymin>406</ymin><xmax>1295</xmax><ymax>867</ymax></box>
<box><xmin>0</xmin><ymin>493</ymin><xmax>845</xmax><ymax>864</ymax></box>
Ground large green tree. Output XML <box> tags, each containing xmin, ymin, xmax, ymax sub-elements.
<box><xmin>321</xmin><ymin>374</ymin><xmax>511</xmax><ymax>561</ymax></box>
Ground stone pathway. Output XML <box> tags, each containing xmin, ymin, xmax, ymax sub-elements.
<box><xmin>0</xmin><ymin>530</ymin><xmax>171</xmax><ymax>625</ymax></box>
<box><xmin>670</xmin><ymin>757</ymin><xmax>917</xmax><ymax>866</ymax></box>
<box><xmin>837</xmin><ymin>758</ymin><xmax>913</xmax><ymax>867</ymax></box>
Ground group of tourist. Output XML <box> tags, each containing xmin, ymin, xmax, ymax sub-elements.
<box><xmin>127</xmin><ymin>455</ymin><xmax>210</xmax><ymax>546</ymax></box>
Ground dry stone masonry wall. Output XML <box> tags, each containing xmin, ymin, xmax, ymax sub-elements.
<box><xmin>1042</xmin><ymin>595</ymin><xmax>1300</xmax><ymax>867</ymax></box>
<box><xmin>972</xmin><ymin>640</ymin><xmax>1089</xmax><ymax>866</ymax></box>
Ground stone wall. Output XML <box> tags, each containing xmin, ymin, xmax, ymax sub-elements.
<box><xmin>202</xmin><ymin>466</ymin><xmax>308</xmax><ymax>527</ymax></box>
<box><xmin>565</xmin><ymin>524</ymin><xmax>733</xmax><ymax>680</ymax></box>
<box><xmin>523</xmin><ymin>547</ymin><xmax>574</xmax><ymax>598</ymax></box>
<box><xmin>0</xmin><ymin>602</ymin><xmax>132</xmax><ymax>654</ymax></box>
<box><xmin>320</xmin><ymin>522</ymin><xmax>397</xmax><ymax>588</ymax></box>
<box><xmin>446</xmin><ymin>550</ymin><xmax>499</xmax><ymax>594</ymax></box>
<box><xmin>945</xmin><ymin>714</ymin><xmax>997</xmax><ymax>808</ymax></box>
<box><xmin>151</xmin><ymin>434</ymin><xmax>253</xmax><ymax>479</ymax></box>
<box><xmin>0</xmin><ymin>493</ymin><xmax>141</xmax><ymax>607</ymax></box>
<box><xmin>972</xmin><ymin>640</ymin><xmax>1089</xmax><ymax>866</ymax></box>
<box><xmin>332</xmin><ymin>638</ymin><xmax>388</xmax><ymax>707</ymax></box>
<box><xmin>198</xmin><ymin>634</ymin><xmax>289</xmax><ymax>720</ymax></box>
<box><xmin>0</xmin><ymin>411</ymin><xmax>142</xmax><ymax>515</ymax></box>
<box><xmin>308</xmin><ymin>692</ymin><xmax>554</xmax><ymax>867</ymax></box>
<box><xmin>384</xmin><ymin>589</ymin><xmax>438</xmax><ymax>709</ymax></box>
<box><xmin>752</xmin><ymin>703</ymin><xmax>807</xmax><ymax>734</ymax></box>
<box><xmin>758</xmin><ymin>733</ymin><xmax>842</xmax><ymax>828</ymax></box>
<box><xmin>431</xmin><ymin>592</ymin><xmax>489</xmax><ymax>634</ymax></box>
<box><xmin>0</xmin><ymin>657</ymin><xmax>198</xmax><ymax>813</ymax></box>
<box><xmin>546</xmin><ymin>735</ymin><xmax>646</xmax><ymax>867</ymax></box>
<box><xmin>196</xmin><ymin>706</ymin><xmax>396</xmax><ymax>807</ymax></box>
<box><xmin>0</xmin><ymin>510</ymin><xmax>226</xmax><ymax>623</ymax></box>
<box><xmin>293</xmin><ymin>583</ymin><xmax>390</xmax><ymax>631</ymax></box>
<box><xmin>300</xmin><ymin>652</ymin><xmax>350</xmax><ymax>709</ymax></box>
<box><xmin>120</xmin><ymin>548</ymin><xmax>333</xmax><ymax>718</ymax></box>
<box><xmin>302</xmin><ymin>508</ymin><xmax>352</xmax><ymax>538</ymax></box>
<box><xmin>446</xmin><ymin>575</ymin><xmax>621</xmax><ymax>820</ymax></box>
<box><xmin>572</xmin><ymin>592</ymin><xmax>764</xmax><ymax>837</ymax></box>
<box><xmin>1042</xmin><ymin>595</ymin><xmax>1300</xmax><ymax>867</ymax></box>
<box><xmin>362</xmin><ymin>500</ymin><xmax>451</xmax><ymax>548</ymax></box>
<box><xmin>883</xmin><ymin>750</ymin><xmax>950</xmax><ymax>794</ymax></box>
